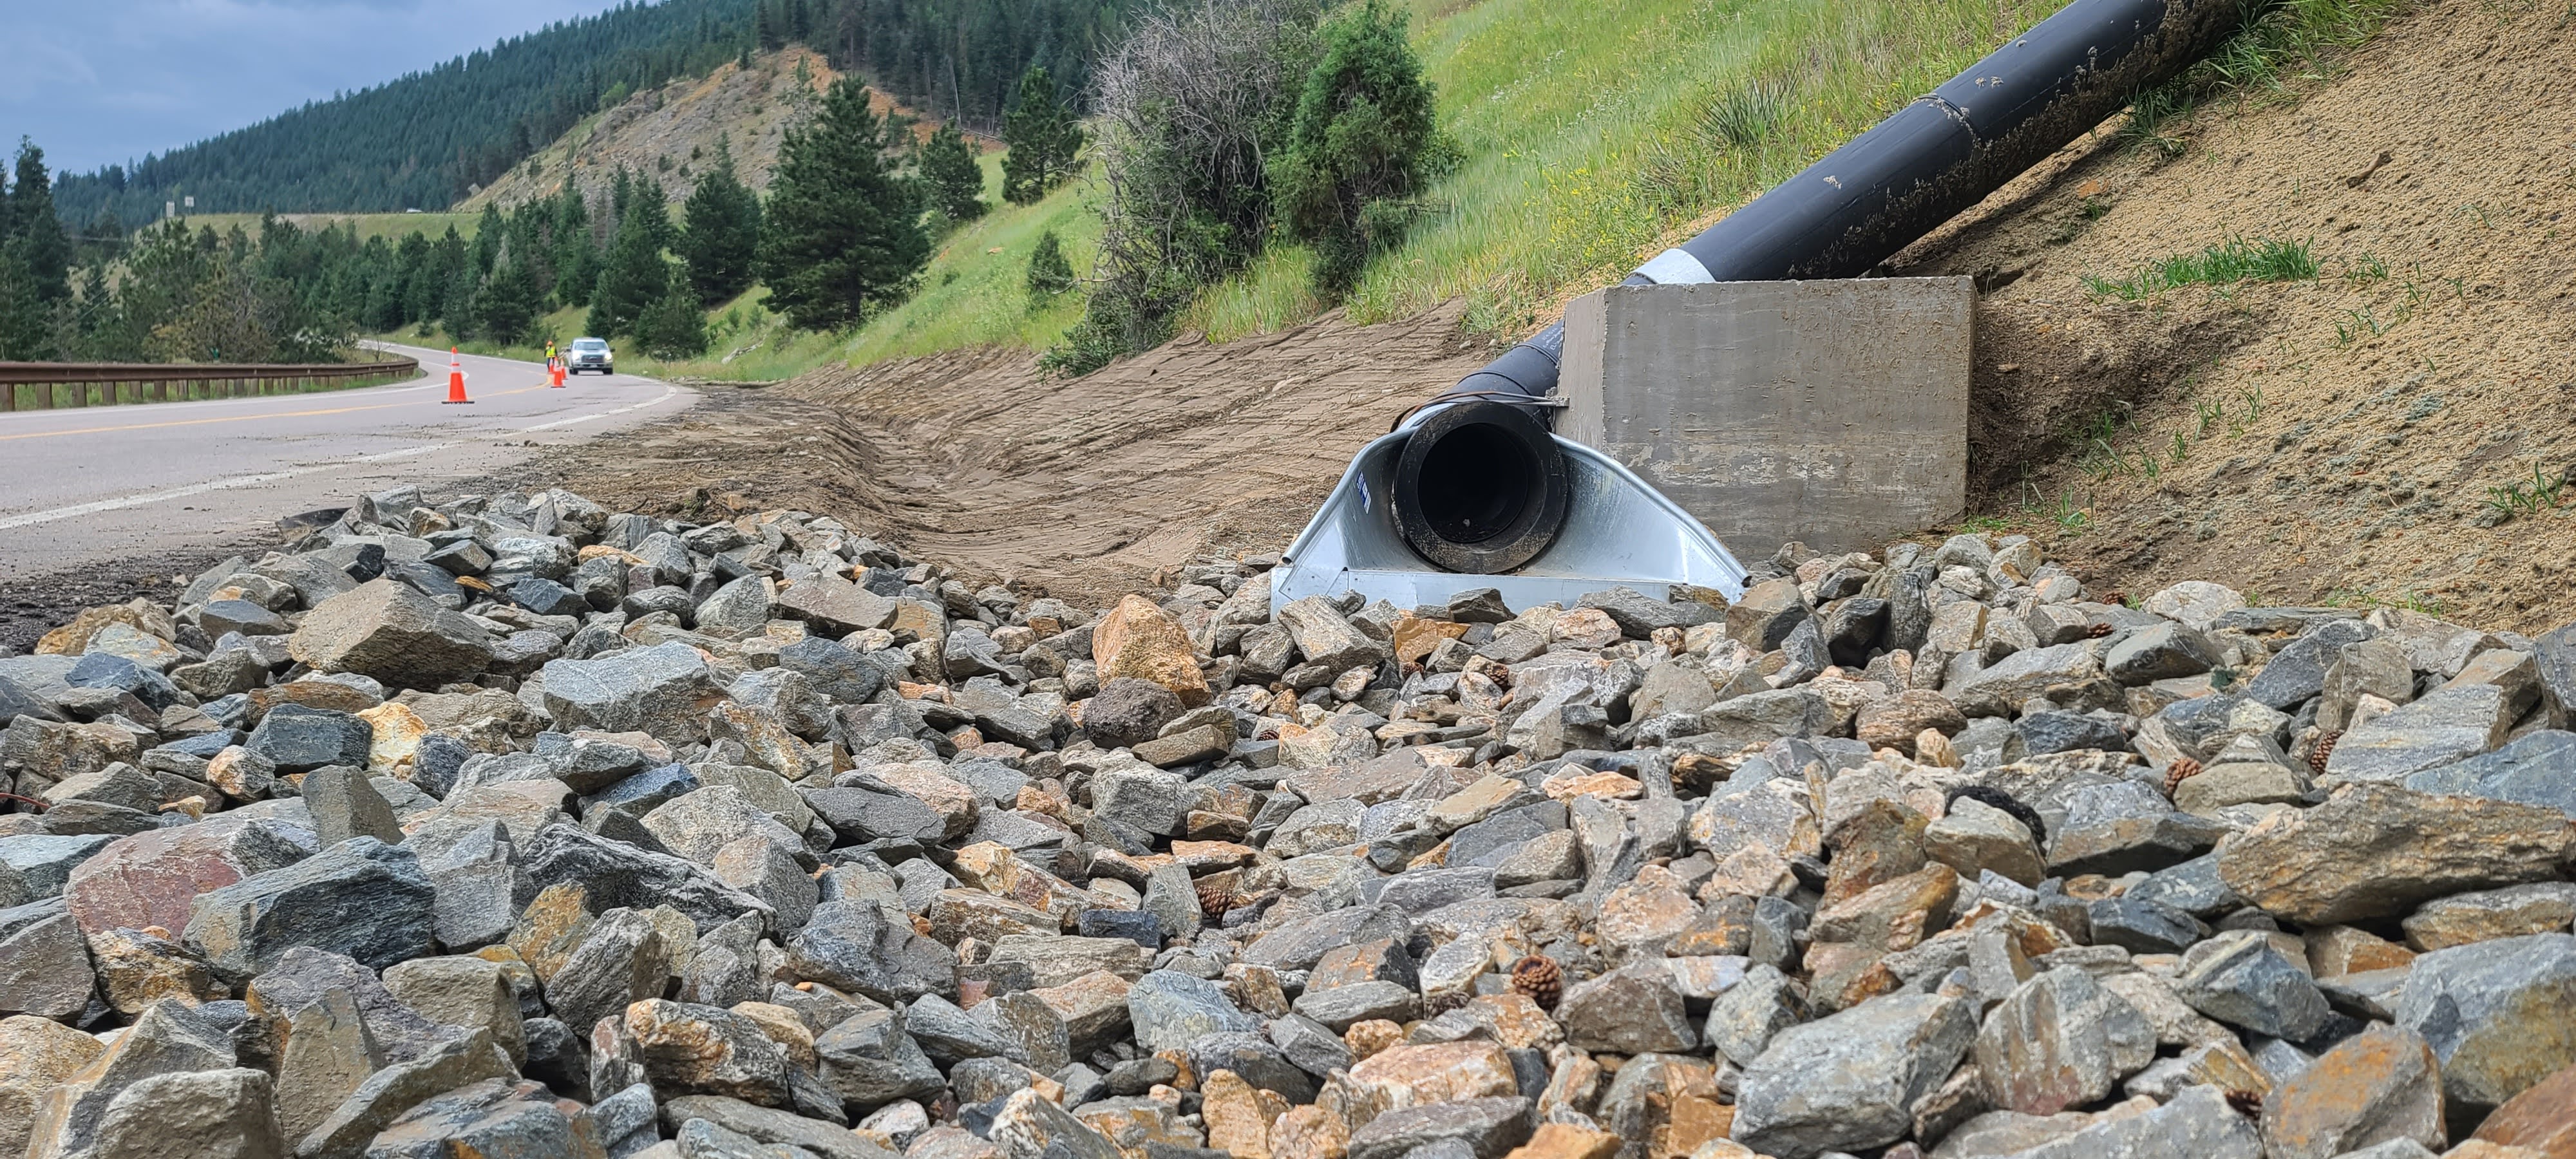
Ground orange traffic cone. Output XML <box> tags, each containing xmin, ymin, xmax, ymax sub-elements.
<box><xmin>442</xmin><ymin>348</ymin><xmax>472</xmax><ymax>404</ymax></box>
<box><xmin>551</xmin><ymin>361</ymin><xmax>565</xmax><ymax>388</ymax></box>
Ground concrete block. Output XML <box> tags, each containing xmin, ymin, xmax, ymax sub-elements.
<box><xmin>1559</xmin><ymin>278</ymin><xmax>1972</xmax><ymax>556</ymax></box>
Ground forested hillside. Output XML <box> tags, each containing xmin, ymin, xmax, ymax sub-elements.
<box><xmin>824</xmin><ymin>0</ymin><xmax>1138</xmax><ymax>131</ymax></box>
<box><xmin>53</xmin><ymin>0</ymin><xmax>762</xmax><ymax>223</ymax></box>
<box><xmin>48</xmin><ymin>0</ymin><xmax>1135</xmax><ymax>225</ymax></box>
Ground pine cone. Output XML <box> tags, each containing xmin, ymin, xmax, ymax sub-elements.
<box><xmin>2087</xmin><ymin>621</ymin><xmax>2115</xmax><ymax>639</ymax></box>
<box><xmin>2163</xmin><ymin>757</ymin><xmax>2204</xmax><ymax>795</ymax></box>
<box><xmin>1510</xmin><ymin>956</ymin><xmax>1563</xmax><ymax>1011</ymax></box>
<box><xmin>2224</xmin><ymin>1088</ymin><xmax>2263</xmax><ymax>1118</ymax></box>
<box><xmin>2310</xmin><ymin>731</ymin><xmax>2341</xmax><ymax>777</ymax></box>
<box><xmin>1195</xmin><ymin>876</ymin><xmax>1236</xmax><ymax>918</ymax></box>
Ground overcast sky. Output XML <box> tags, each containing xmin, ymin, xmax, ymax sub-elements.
<box><xmin>1</xmin><ymin>0</ymin><xmax>625</xmax><ymax>176</ymax></box>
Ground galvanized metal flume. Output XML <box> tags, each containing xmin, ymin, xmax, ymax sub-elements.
<box><xmin>1276</xmin><ymin>0</ymin><xmax>2248</xmax><ymax>616</ymax></box>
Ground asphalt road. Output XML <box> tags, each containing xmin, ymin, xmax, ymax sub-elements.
<box><xmin>0</xmin><ymin>343</ymin><xmax>696</xmax><ymax>584</ymax></box>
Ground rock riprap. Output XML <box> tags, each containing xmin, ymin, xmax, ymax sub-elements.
<box><xmin>4</xmin><ymin>491</ymin><xmax>2575</xmax><ymax>1157</ymax></box>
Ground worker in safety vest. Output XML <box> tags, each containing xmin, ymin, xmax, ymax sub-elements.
<box><xmin>544</xmin><ymin>340</ymin><xmax>558</xmax><ymax>369</ymax></box>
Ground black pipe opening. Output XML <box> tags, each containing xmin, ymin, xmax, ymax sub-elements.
<box><xmin>1392</xmin><ymin>400</ymin><xmax>1570</xmax><ymax>574</ymax></box>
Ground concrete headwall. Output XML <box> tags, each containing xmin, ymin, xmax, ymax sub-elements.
<box><xmin>1558</xmin><ymin>278</ymin><xmax>1972</xmax><ymax>557</ymax></box>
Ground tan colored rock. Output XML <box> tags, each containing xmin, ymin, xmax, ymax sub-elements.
<box><xmin>1855</xmin><ymin>691</ymin><xmax>1965</xmax><ymax>755</ymax></box>
<box><xmin>1541</xmin><ymin>769</ymin><xmax>1643</xmax><ymax>802</ymax></box>
<box><xmin>1095</xmin><ymin>595</ymin><xmax>1211</xmax><ymax>708</ymax></box>
<box><xmin>1344</xmin><ymin>1019</ymin><xmax>1403</xmax><ymax>1062</ymax></box>
<box><xmin>506</xmin><ymin>883</ymin><xmax>595</xmax><ymax>983</ymax></box>
<box><xmin>1804</xmin><ymin>864</ymin><xmax>1958</xmax><ymax>1010</ymax></box>
<box><xmin>1344</xmin><ymin>1041</ymin><xmax>1518</xmax><ymax>1112</ymax></box>
<box><xmin>1269</xmin><ymin>1105</ymin><xmax>1349</xmax><ymax>1159</ymax></box>
<box><xmin>1501</xmin><ymin>1123</ymin><xmax>1621</xmax><ymax>1159</ymax></box>
<box><xmin>36</xmin><ymin>601</ymin><xmax>170</xmax><ymax>656</ymax></box>
<box><xmin>2305</xmin><ymin>926</ymin><xmax>2417</xmax><ymax>979</ymax></box>
<box><xmin>85</xmin><ymin>926</ymin><xmax>225</xmax><ymax>1014</ymax></box>
<box><xmin>2474</xmin><ymin>1060</ymin><xmax>2576</xmax><ymax>1156</ymax></box>
<box><xmin>1549</xmin><ymin>609</ymin><xmax>1622</xmax><ymax>650</ymax></box>
<box><xmin>2216</xmin><ymin>784</ymin><xmax>2576</xmax><ymax>925</ymax></box>
<box><xmin>1596</xmin><ymin>869</ymin><xmax>1699</xmax><ymax>959</ymax></box>
<box><xmin>1203</xmin><ymin>1069</ymin><xmax>1274</xmax><ymax>1159</ymax></box>
<box><xmin>356</xmin><ymin>702</ymin><xmax>428</xmax><ymax>775</ymax></box>
<box><xmin>0</xmin><ymin>1014</ymin><xmax>108</xmax><ymax>1156</ymax></box>
<box><xmin>289</xmin><ymin>578</ymin><xmax>495</xmax><ymax>688</ymax></box>
<box><xmin>728</xmin><ymin>1001</ymin><xmax>819</xmax><ymax>1073</ymax></box>
<box><xmin>2404</xmin><ymin>884</ymin><xmax>2576</xmax><ymax>952</ymax></box>
<box><xmin>1392</xmin><ymin>616</ymin><xmax>1470</xmax><ymax>667</ymax></box>
<box><xmin>2260</xmin><ymin>1023</ymin><xmax>2445</xmax><ymax>1159</ymax></box>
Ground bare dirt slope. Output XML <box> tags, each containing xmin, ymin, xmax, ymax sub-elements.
<box><xmin>462</xmin><ymin>46</ymin><xmax>947</xmax><ymax>211</ymax></box>
<box><xmin>540</xmin><ymin>306</ymin><xmax>1495</xmax><ymax>603</ymax></box>
<box><xmin>1891</xmin><ymin>0</ymin><xmax>2576</xmax><ymax>630</ymax></box>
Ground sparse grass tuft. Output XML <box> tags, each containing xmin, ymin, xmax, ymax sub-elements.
<box><xmin>2082</xmin><ymin>236</ymin><xmax>2318</xmax><ymax>299</ymax></box>
<box><xmin>2117</xmin><ymin>0</ymin><xmax>2410</xmax><ymax>154</ymax></box>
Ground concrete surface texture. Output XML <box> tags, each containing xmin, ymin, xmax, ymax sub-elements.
<box><xmin>0</xmin><ymin>343</ymin><xmax>694</xmax><ymax>585</ymax></box>
<box><xmin>1558</xmin><ymin>278</ymin><xmax>1972</xmax><ymax>557</ymax></box>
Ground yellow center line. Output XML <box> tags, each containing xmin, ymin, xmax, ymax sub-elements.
<box><xmin>0</xmin><ymin>379</ymin><xmax>557</xmax><ymax>442</ymax></box>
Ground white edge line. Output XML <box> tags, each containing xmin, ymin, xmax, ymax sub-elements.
<box><xmin>0</xmin><ymin>443</ymin><xmax>456</xmax><ymax>531</ymax></box>
<box><xmin>520</xmin><ymin>384</ymin><xmax>683</xmax><ymax>431</ymax></box>
<box><xmin>0</xmin><ymin>379</ymin><xmax>685</xmax><ymax>532</ymax></box>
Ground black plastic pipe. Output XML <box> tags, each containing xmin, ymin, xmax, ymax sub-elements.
<box><xmin>1393</xmin><ymin>0</ymin><xmax>2248</xmax><ymax>572</ymax></box>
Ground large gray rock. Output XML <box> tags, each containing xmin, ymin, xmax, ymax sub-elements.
<box><xmin>0</xmin><ymin>900</ymin><xmax>93</xmax><ymax>1019</ymax></box>
<box><xmin>1949</xmin><ymin>645</ymin><xmax>2099</xmax><ymax>717</ymax></box>
<box><xmin>2104</xmin><ymin>623</ymin><xmax>2222</xmax><ymax>686</ymax></box>
<box><xmin>816</xmin><ymin>1005</ymin><xmax>945</xmax><ymax>1109</ymax></box>
<box><xmin>183</xmin><ymin>836</ymin><xmax>435</xmax><ymax>976</ymax></box>
<box><xmin>2215</xmin><ymin>784</ymin><xmax>2576</xmax><ymax>925</ymax></box>
<box><xmin>2006</xmin><ymin>1084</ymin><xmax>2261</xmax><ymax>1158</ymax></box>
<box><xmin>2324</xmin><ymin>683</ymin><xmax>2515</xmax><ymax>784</ymax></box>
<box><xmin>2240</xmin><ymin>617</ymin><xmax>2377</xmax><ymax>709</ymax></box>
<box><xmin>1346</xmin><ymin>1097</ymin><xmax>1533</xmax><ymax>1159</ymax></box>
<box><xmin>515</xmin><ymin>824</ymin><xmax>773</xmax><ymax>933</ymax></box>
<box><xmin>1276</xmin><ymin>597</ymin><xmax>1383</xmax><ymax>673</ymax></box>
<box><xmin>2394</xmin><ymin>932</ymin><xmax>2576</xmax><ymax>1113</ymax></box>
<box><xmin>1974</xmin><ymin>966</ymin><xmax>2155</xmax><ymax>1116</ymax></box>
<box><xmin>786</xmin><ymin>901</ymin><xmax>956</xmax><ymax>1005</ymax></box>
<box><xmin>0</xmin><ymin>834</ymin><xmax>113</xmax><ymax>900</ymax></box>
<box><xmin>2403</xmin><ymin>729</ymin><xmax>2576</xmax><ymax>817</ymax></box>
<box><xmin>288</xmin><ymin>579</ymin><xmax>495</xmax><ymax>689</ymax></box>
<box><xmin>661</xmin><ymin>1095</ymin><xmax>897</xmax><ymax>1159</ymax></box>
<box><xmin>694</xmin><ymin>576</ymin><xmax>776</xmax><ymax>639</ymax></box>
<box><xmin>1556</xmin><ymin>963</ymin><xmax>1696</xmax><ymax>1055</ymax></box>
<box><xmin>2170</xmin><ymin>930</ymin><xmax>2329</xmax><ymax>1041</ymax></box>
<box><xmin>775</xmin><ymin>573</ymin><xmax>896</xmax><ymax>637</ymax></box>
<box><xmin>1126</xmin><ymin>970</ymin><xmax>1258</xmax><ymax>1053</ymax></box>
<box><xmin>246</xmin><ymin>704</ymin><xmax>374</xmax><ymax>775</ymax></box>
<box><xmin>538</xmin><ymin>643</ymin><xmax>726</xmax><ymax>742</ymax></box>
<box><xmin>87</xmin><ymin>1066</ymin><xmax>284</xmax><ymax>1159</ymax></box>
<box><xmin>545</xmin><ymin>908</ymin><xmax>672</xmax><ymax>1037</ymax></box>
<box><xmin>1729</xmin><ymin>992</ymin><xmax>1978</xmax><ymax>1158</ymax></box>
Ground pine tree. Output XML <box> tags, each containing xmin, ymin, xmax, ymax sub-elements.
<box><xmin>440</xmin><ymin>267</ymin><xmax>478</xmax><ymax>339</ymax></box>
<box><xmin>1000</xmin><ymin>66</ymin><xmax>1084</xmax><ymax>204</ymax></box>
<box><xmin>1026</xmin><ymin>229</ymin><xmax>1074</xmax><ymax>300</ymax></box>
<box><xmin>589</xmin><ymin>199</ymin><xmax>670</xmax><ymax>339</ymax></box>
<box><xmin>758</xmin><ymin>76</ymin><xmax>929</xmax><ymax>331</ymax></box>
<box><xmin>919</xmin><ymin>124</ymin><xmax>987</xmax><ymax>223</ymax></box>
<box><xmin>0</xmin><ymin>250</ymin><xmax>52</xmax><ymax>359</ymax></box>
<box><xmin>1270</xmin><ymin>0</ymin><xmax>1458</xmax><ymax>296</ymax></box>
<box><xmin>475</xmin><ymin>258</ymin><xmax>540</xmax><ymax>344</ymax></box>
<box><xmin>10</xmin><ymin>138</ymin><xmax>72</xmax><ymax>302</ymax></box>
<box><xmin>632</xmin><ymin>269</ymin><xmax>710</xmax><ymax>357</ymax></box>
<box><xmin>676</xmin><ymin>138</ymin><xmax>761</xmax><ymax>303</ymax></box>
<box><xmin>472</xmin><ymin>203</ymin><xmax>506</xmax><ymax>274</ymax></box>
<box><xmin>551</xmin><ymin>184</ymin><xmax>598</xmax><ymax>309</ymax></box>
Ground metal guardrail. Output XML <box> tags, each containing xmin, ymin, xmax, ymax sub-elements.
<box><xmin>0</xmin><ymin>356</ymin><xmax>422</xmax><ymax>412</ymax></box>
